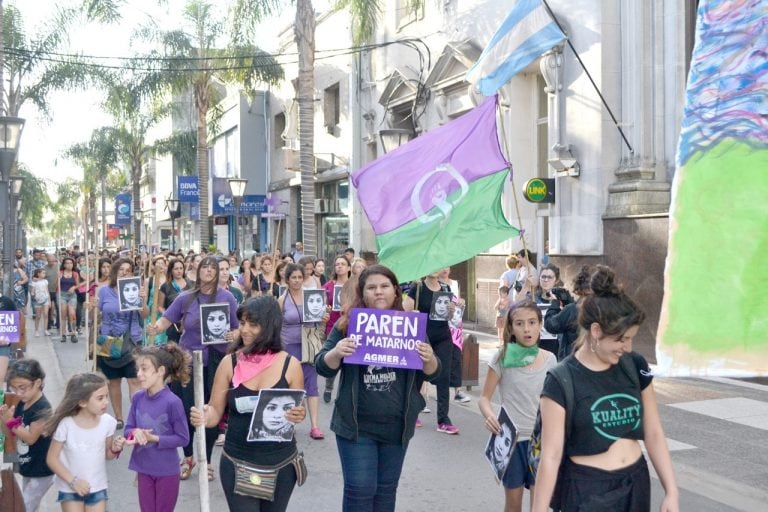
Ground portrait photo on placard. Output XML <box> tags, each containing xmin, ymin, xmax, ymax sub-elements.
<box><xmin>449</xmin><ymin>303</ymin><xmax>464</xmax><ymax>329</ymax></box>
<box><xmin>200</xmin><ymin>302</ymin><xmax>230</xmax><ymax>344</ymax></box>
<box><xmin>117</xmin><ymin>276</ymin><xmax>143</xmax><ymax>312</ymax></box>
<box><xmin>247</xmin><ymin>388</ymin><xmax>306</xmax><ymax>442</ymax></box>
<box><xmin>332</xmin><ymin>284</ymin><xmax>343</xmax><ymax>311</ymax></box>
<box><xmin>303</xmin><ymin>288</ymin><xmax>326</xmax><ymax>323</ymax></box>
<box><xmin>429</xmin><ymin>291</ymin><xmax>453</xmax><ymax>321</ymax></box>
<box><xmin>485</xmin><ymin>406</ymin><xmax>518</xmax><ymax>483</ymax></box>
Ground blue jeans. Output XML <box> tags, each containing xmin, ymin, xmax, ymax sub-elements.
<box><xmin>336</xmin><ymin>435</ymin><xmax>407</xmax><ymax>512</ymax></box>
<box><xmin>57</xmin><ymin>488</ymin><xmax>108</xmax><ymax>505</ymax></box>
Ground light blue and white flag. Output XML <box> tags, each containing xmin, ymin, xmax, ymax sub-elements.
<box><xmin>466</xmin><ymin>0</ymin><xmax>566</xmax><ymax>96</ymax></box>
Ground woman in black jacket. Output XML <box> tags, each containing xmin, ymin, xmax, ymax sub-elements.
<box><xmin>544</xmin><ymin>265</ymin><xmax>591</xmax><ymax>360</ymax></box>
<box><xmin>315</xmin><ymin>265</ymin><xmax>440</xmax><ymax>512</ymax></box>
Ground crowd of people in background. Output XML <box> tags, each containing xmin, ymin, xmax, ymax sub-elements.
<box><xmin>0</xmin><ymin>241</ymin><xmax>678</xmax><ymax>512</ymax></box>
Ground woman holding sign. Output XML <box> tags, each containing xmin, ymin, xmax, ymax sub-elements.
<box><xmin>190</xmin><ymin>296</ymin><xmax>306</xmax><ymax>511</ymax></box>
<box><xmin>315</xmin><ymin>265</ymin><xmax>441</xmax><ymax>512</ymax></box>
<box><xmin>278</xmin><ymin>264</ymin><xmax>329</xmax><ymax>440</ymax></box>
<box><xmin>148</xmin><ymin>256</ymin><xmax>239</xmax><ymax>481</ymax></box>
<box><xmin>321</xmin><ymin>255</ymin><xmax>352</xmax><ymax>402</ymax></box>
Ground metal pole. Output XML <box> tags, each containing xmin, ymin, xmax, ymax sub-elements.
<box><xmin>171</xmin><ymin>216</ymin><xmax>176</xmax><ymax>252</ymax></box>
<box><xmin>193</xmin><ymin>350</ymin><xmax>211</xmax><ymax>512</ymax></box>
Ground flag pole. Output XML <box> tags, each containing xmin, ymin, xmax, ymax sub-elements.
<box><xmin>83</xmin><ymin>204</ymin><xmax>90</xmax><ymax>366</ymax></box>
<box><xmin>541</xmin><ymin>0</ymin><xmax>633</xmax><ymax>154</ymax></box>
<box><xmin>193</xmin><ymin>350</ymin><xmax>211</xmax><ymax>512</ymax></box>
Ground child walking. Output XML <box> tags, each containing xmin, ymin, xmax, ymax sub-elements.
<box><xmin>0</xmin><ymin>359</ymin><xmax>54</xmax><ymax>511</ymax></box>
<box><xmin>478</xmin><ymin>299</ymin><xmax>557</xmax><ymax>512</ymax></box>
<box><xmin>121</xmin><ymin>344</ymin><xmax>191</xmax><ymax>512</ymax></box>
<box><xmin>45</xmin><ymin>373</ymin><xmax>120</xmax><ymax>512</ymax></box>
<box><xmin>493</xmin><ymin>286</ymin><xmax>511</xmax><ymax>344</ymax></box>
<box><xmin>30</xmin><ymin>268</ymin><xmax>51</xmax><ymax>337</ymax></box>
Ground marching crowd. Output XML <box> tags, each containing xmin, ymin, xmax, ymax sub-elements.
<box><xmin>0</xmin><ymin>242</ymin><xmax>679</xmax><ymax>512</ymax></box>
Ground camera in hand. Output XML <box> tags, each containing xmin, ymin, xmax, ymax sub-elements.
<box><xmin>550</xmin><ymin>287</ymin><xmax>573</xmax><ymax>304</ymax></box>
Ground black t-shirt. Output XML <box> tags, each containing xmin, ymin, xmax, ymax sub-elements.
<box><xmin>14</xmin><ymin>395</ymin><xmax>54</xmax><ymax>477</ymax></box>
<box><xmin>357</xmin><ymin>365</ymin><xmax>407</xmax><ymax>444</ymax></box>
<box><xmin>407</xmin><ymin>281</ymin><xmax>452</xmax><ymax>344</ymax></box>
<box><xmin>541</xmin><ymin>352</ymin><xmax>652</xmax><ymax>456</ymax></box>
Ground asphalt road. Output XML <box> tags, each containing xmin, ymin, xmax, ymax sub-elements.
<box><xmin>16</xmin><ymin>325</ymin><xmax>768</xmax><ymax>512</ymax></box>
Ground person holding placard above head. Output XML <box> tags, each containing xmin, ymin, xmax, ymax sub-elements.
<box><xmin>479</xmin><ymin>299</ymin><xmax>556</xmax><ymax>512</ymax></box>
<box><xmin>147</xmin><ymin>256</ymin><xmax>239</xmax><ymax>482</ymax></box>
<box><xmin>315</xmin><ymin>265</ymin><xmax>440</xmax><ymax>512</ymax></box>
<box><xmin>191</xmin><ymin>296</ymin><xmax>306</xmax><ymax>511</ymax></box>
<box><xmin>322</xmin><ymin>255</ymin><xmax>352</xmax><ymax>402</ymax></box>
<box><xmin>279</xmin><ymin>264</ymin><xmax>329</xmax><ymax>440</ymax></box>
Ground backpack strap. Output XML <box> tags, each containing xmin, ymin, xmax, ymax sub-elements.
<box><xmin>618</xmin><ymin>352</ymin><xmax>640</xmax><ymax>390</ymax></box>
<box><xmin>548</xmin><ymin>360</ymin><xmax>576</xmax><ymax>444</ymax></box>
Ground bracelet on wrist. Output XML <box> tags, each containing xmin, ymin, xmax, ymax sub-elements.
<box><xmin>68</xmin><ymin>476</ymin><xmax>78</xmax><ymax>489</ymax></box>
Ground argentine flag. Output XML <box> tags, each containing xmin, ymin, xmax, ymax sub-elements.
<box><xmin>466</xmin><ymin>0</ymin><xmax>566</xmax><ymax>96</ymax></box>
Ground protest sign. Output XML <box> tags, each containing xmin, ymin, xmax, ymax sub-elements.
<box><xmin>345</xmin><ymin>308</ymin><xmax>427</xmax><ymax>370</ymax></box>
<box><xmin>0</xmin><ymin>311</ymin><xmax>21</xmax><ymax>343</ymax></box>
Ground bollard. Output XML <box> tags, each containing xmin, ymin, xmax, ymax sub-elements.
<box><xmin>461</xmin><ymin>333</ymin><xmax>479</xmax><ymax>389</ymax></box>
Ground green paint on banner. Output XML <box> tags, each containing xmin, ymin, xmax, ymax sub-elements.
<box><xmin>663</xmin><ymin>140</ymin><xmax>768</xmax><ymax>351</ymax></box>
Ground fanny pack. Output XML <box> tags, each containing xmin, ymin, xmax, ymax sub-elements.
<box><xmin>223</xmin><ymin>450</ymin><xmax>307</xmax><ymax>501</ymax></box>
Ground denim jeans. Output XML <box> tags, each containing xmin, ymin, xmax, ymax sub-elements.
<box><xmin>336</xmin><ymin>435</ymin><xmax>407</xmax><ymax>512</ymax></box>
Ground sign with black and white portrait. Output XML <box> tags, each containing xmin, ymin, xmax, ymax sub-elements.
<box><xmin>247</xmin><ymin>388</ymin><xmax>306</xmax><ymax>442</ymax></box>
<box><xmin>429</xmin><ymin>291</ymin><xmax>453</xmax><ymax>321</ymax></box>
<box><xmin>117</xmin><ymin>276</ymin><xmax>143</xmax><ymax>312</ymax></box>
<box><xmin>200</xmin><ymin>302</ymin><xmax>230</xmax><ymax>344</ymax></box>
<box><xmin>302</xmin><ymin>288</ymin><xmax>326</xmax><ymax>323</ymax></box>
<box><xmin>332</xmin><ymin>284</ymin><xmax>342</xmax><ymax>311</ymax></box>
<box><xmin>485</xmin><ymin>407</ymin><xmax>518</xmax><ymax>483</ymax></box>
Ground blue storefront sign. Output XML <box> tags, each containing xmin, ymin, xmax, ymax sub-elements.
<box><xmin>178</xmin><ymin>176</ymin><xmax>200</xmax><ymax>202</ymax></box>
<box><xmin>240</xmin><ymin>195</ymin><xmax>267</xmax><ymax>215</ymax></box>
<box><xmin>115</xmin><ymin>194</ymin><xmax>132</xmax><ymax>226</ymax></box>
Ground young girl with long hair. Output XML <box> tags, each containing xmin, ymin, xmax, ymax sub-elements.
<box><xmin>478</xmin><ymin>300</ymin><xmax>557</xmax><ymax>512</ymax></box>
<box><xmin>119</xmin><ymin>344</ymin><xmax>191</xmax><ymax>512</ymax></box>
<box><xmin>0</xmin><ymin>359</ymin><xmax>54</xmax><ymax>512</ymax></box>
<box><xmin>30</xmin><ymin>268</ymin><xmax>51</xmax><ymax>337</ymax></box>
<box><xmin>45</xmin><ymin>373</ymin><xmax>121</xmax><ymax>512</ymax></box>
<box><xmin>532</xmin><ymin>266</ymin><xmax>678</xmax><ymax>512</ymax></box>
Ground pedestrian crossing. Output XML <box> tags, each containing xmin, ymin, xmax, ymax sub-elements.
<box><xmin>669</xmin><ymin>397</ymin><xmax>768</xmax><ymax>431</ymax></box>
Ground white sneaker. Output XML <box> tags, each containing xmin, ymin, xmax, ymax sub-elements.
<box><xmin>421</xmin><ymin>406</ymin><xmax>431</xmax><ymax>413</ymax></box>
<box><xmin>454</xmin><ymin>392</ymin><xmax>471</xmax><ymax>403</ymax></box>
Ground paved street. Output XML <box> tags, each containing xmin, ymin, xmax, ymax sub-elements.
<box><xmin>19</xmin><ymin>324</ymin><xmax>768</xmax><ymax>512</ymax></box>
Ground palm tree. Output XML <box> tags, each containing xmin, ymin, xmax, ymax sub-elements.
<box><xmin>66</xmin><ymin>128</ymin><xmax>120</xmax><ymax>247</ymax></box>
<box><xmin>15</xmin><ymin>163</ymin><xmax>51</xmax><ymax>230</ymax></box>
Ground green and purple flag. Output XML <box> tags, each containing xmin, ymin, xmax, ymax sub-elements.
<box><xmin>351</xmin><ymin>96</ymin><xmax>518</xmax><ymax>282</ymax></box>
<box><xmin>656</xmin><ymin>0</ymin><xmax>768</xmax><ymax>376</ymax></box>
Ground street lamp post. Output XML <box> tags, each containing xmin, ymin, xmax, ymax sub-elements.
<box><xmin>0</xmin><ymin>116</ymin><xmax>25</xmax><ymax>295</ymax></box>
<box><xmin>227</xmin><ymin>178</ymin><xmax>248</xmax><ymax>258</ymax></box>
<box><xmin>166</xmin><ymin>198</ymin><xmax>180</xmax><ymax>253</ymax></box>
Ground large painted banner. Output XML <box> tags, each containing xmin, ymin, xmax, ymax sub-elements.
<box><xmin>656</xmin><ymin>0</ymin><xmax>768</xmax><ymax>376</ymax></box>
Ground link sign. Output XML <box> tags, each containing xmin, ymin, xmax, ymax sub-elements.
<box><xmin>523</xmin><ymin>178</ymin><xmax>555</xmax><ymax>203</ymax></box>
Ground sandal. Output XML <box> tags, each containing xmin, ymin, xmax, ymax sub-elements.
<box><xmin>207</xmin><ymin>464</ymin><xmax>215</xmax><ymax>482</ymax></box>
<box><xmin>180</xmin><ymin>457</ymin><xmax>195</xmax><ymax>480</ymax></box>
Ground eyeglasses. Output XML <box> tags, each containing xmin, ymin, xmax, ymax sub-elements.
<box><xmin>540</xmin><ymin>275</ymin><xmax>555</xmax><ymax>280</ymax></box>
<box><xmin>9</xmin><ymin>383</ymin><xmax>34</xmax><ymax>393</ymax></box>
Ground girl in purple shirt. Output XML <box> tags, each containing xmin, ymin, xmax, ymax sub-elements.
<box><xmin>116</xmin><ymin>344</ymin><xmax>191</xmax><ymax>512</ymax></box>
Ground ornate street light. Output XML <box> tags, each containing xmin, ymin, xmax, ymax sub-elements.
<box><xmin>166</xmin><ymin>198</ymin><xmax>181</xmax><ymax>252</ymax></box>
<box><xmin>227</xmin><ymin>178</ymin><xmax>248</xmax><ymax>257</ymax></box>
<box><xmin>378</xmin><ymin>128</ymin><xmax>414</xmax><ymax>154</ymax></box>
